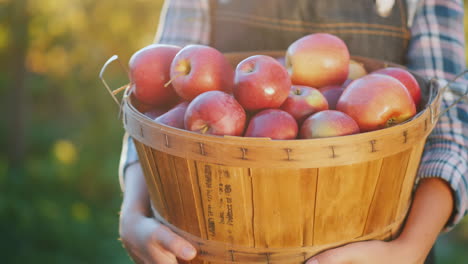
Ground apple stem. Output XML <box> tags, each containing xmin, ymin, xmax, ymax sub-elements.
<box><xmin>200</xmin><ymin>125</ymin><xmax>209</xmax><ymax>134</ymax></box>
<box><xmin>386</xmin><ymin>117</ymin><xmax>397</xmax><ymax>127</ymax></box>
<box><xmin>164</xmin><ymin>72</ymin><xmax>185</xmax><ymax>88</ymax></box>
<box><xmin>294</xmin><ymin>87</ymin><xmax>301</xmax><ymax>95</ymax></box>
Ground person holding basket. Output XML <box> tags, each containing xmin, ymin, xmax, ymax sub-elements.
<box><xmin>117</xmin><ymin>0</ymin><xmax>467</xmax><ymax>263</ymax></box>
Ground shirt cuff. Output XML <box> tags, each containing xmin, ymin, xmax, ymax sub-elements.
<box><xmin>417</xmin><ymin>148</ymin><xmax>468</xmax><ymax>231</ymax></box>
<box><xmin>118</xmin><ymin>133</ymin><xmax>140</xmax><ymax>192</ymax></box>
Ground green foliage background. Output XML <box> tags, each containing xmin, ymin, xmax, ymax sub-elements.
<box><xmin>0</xmin><ymin>0</ymin><xmax>467</xmax><ymax>263</ymax></box>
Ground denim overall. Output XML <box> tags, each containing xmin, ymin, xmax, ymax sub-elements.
<box><xmin>208</xmin><ymin>0</ymin><xmax>434</xmax><ymax>263</ymax></box>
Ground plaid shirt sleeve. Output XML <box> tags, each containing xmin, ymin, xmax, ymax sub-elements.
<box><xmin>407</xmin><ymin>0</ymin><xmax>468</xmax><ymax>229</ymax></box>
<box><xmin>118</xmin><ymin>0</ymin><xmax>209</xmax><ymax>191</ymax></box>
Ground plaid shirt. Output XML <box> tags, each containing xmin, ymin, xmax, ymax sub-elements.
<box><xmin>120</xmin><ymin>0</ymin><xmax>467</xmax><ymax>229</ymax></box>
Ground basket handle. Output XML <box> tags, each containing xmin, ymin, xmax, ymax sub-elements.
<box><xmin>99</xmin><ymin>55</ymin><xmax>131</xmax><ymax>107</ymax></box>
<box><xmin>434</xmin><ymin>69</ymin><xmax>468</xmax><ymax>120</ymax></box>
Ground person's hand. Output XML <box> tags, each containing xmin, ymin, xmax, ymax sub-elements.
<box><xmin>119</xmin><ymin>162</ymin><xmax>197</xmax><ymax>263</ymax></box>
<box><xmin>306</xmin><ymin>240</ymin><xmax>420</xmax><ymax>264</ymax></box>
<box><xmin>119</xmin><ymin>209</ymin><xmax>197</xmax><ymax>264</ymax></box>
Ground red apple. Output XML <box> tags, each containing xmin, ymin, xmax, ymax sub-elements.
<box><xmin>129</xmin><ymin>85</ymin><xmax>162</xmax><ymax>113</ymax></box>
<box><xmin>373</xmin><ymin>67</ymin><xmax>422</xmax><ymax>106</ymax></box>
<box><xmin>129</xmin><ymin>44</ymin><xmax>181</xmax><ymax>107</ymax></box>
<box><xmin>170</xmin><ymin>45</ymin><xmax>234</xmax><ymax>101</ymax></box>
<box><xmin>320</xmin><ymin>85</ymin><xmax>344</xmax><ymax>110</ymax></box>
<box><xmin>184</xmin><ymin>91</ymin><xmax>245</xmax><ymax>136</ymax></box>
<box><xmin>234</xmin><ymin>55</ymin><xmax>291</xmax><ymax>111</ymax></box>
<box><xmin>155</xmin><ymin>102</ymin><xmax>189</xmax><ymax>129</ymax></box>
<box><xmin>336</xmin><ymin>74</ymin><xmax>416</xmax><ymax>132</ymax></box>
<box><xmin>245</xmin><ymin>109</ymin><xmax>298</xmax><ymax>139</ymax></box>
<box><xmin>300</xmin><ymin>110</ymin><xmax>360</xmax><ymax>139</ymax></box>
<box><xmin>280</xmin><ymin>85</ymin><xmax>328</xmax><ymax>124</ymax></box>
<box><xmin>286</xmin><ymin>33</ymin><xmax>350</xmax><ymax>88</ymax></box>
<box><xmin>348</xmin><ymin>59</ymin><xmax>367</xmax><ymax>80</ymax></box>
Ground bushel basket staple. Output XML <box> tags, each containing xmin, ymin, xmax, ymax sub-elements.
<box><xmin>116</xmin><ymin>51</ymin><xmax>442</xmax><ymax>264</ymax></box>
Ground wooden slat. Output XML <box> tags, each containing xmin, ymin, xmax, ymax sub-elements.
<box><xmin>133</xmin><ymin>141</ymin><xmax>169</xmax><ymax>219</ymax></box>
<box><xmin>250</xmin><ymin>168</ymin><xmax>317</xmax><ymax>248</ymax></box>
<box><xmin>313</xmin><ymin>160</ymin><xmax>382</xmax><ymax>245</ymax></box>
<box><xmin>395</xmin><ymin>141</ymin><xmax>426</xmax><ymax>224</ymax></box>
<box><xmin>300</xmin><ymin>168</ymin><xmax>319</xmax><ymax>246</ymax></box>
<box><xmin>170</xmin><ymin>155</ymin><xmax>206</xmax><ymax>237</ymax></box>
<box><xmin>185</xmin><ymin>159</ymin><xmax>209</xmax><ymax>241</ymax></box>
<box><xmin>194</xmin><ymin>162</ymin><xmax>254</xmax><ymax>247</ymax></box>
<box><xmin>363</xmin><ymin>149</ymin><xmax>411</xmax><ymax>235</ymax></box>
<box><xmin>153</xmin><ymin>150</ymin><xmax>188</xmax><ymax>231</ymax></box>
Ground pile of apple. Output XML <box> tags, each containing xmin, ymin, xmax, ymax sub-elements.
<box><xmin>129</xmin><ymin>33</ymin><xmax>421</xmax><ymax>140</ymax></box>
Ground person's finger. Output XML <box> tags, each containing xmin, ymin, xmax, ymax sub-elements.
<box><xmin>121</xmin><ymin>215</ymin><xmax>178</xmax><ymax>264</ymax></box>
<box><xmin>120</xmin><ymin>237</ymin><xmax>146</xmax><ymax>264</ymax></box>
<box><xmin>136</xmin><ymin>217</ymin><xmax>181</xmax><ymax>263</ymax></box>
<box><xmin>306</xmin><ymin>247</ymin><xmax>348</xmax><ymax>264</ymax></box>
<box><xmin>151</xmin><ymin>222</ymin><xmax>197</xmax><ymax>261</ymax></box>
<box><xmin>126</xmin><ymin>249</ymin><xmax>145</xmax><ymax>264</ymax></box>
<box><xmin>146</xmin><ymin>242</ymin><xmax>179</xmax><ymax>264</ymax></box>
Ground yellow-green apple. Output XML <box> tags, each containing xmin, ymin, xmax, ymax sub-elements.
<box><xmin>348</xmin><ymin>59</ymin><xmax>367</xmax><ymax>80</ymax></box>
<box><xmin>286</xmin><ymin>33</ymin><xmax>350</xmax><ymax>88</ymax></box>
<box><xmin>184</xmin><ymin>91</ymin><xmax>245</xmax><ymax>136</ymax></box>
<box><xmin>300</xmin><ymin>110</ymin><xmax>360</xmax><ymax>139</ymax></box>
<box><xmin>129</xmin><ymin>44</ymin><xmax>181</xmax><ymax>107</ymax></box>
<box><xmin>170</xmin><ymin>45</ymin><xmax>234</xmax><ymax>101</ymax></box>
<box><xmin>155</xmin><ymin>102</ymin><xmax>189</xmax><ymax>129</ymax></box>
<box><xmin>373</xmin><ymin>67</ymin><xmax>422</xmax><ymax>106</ymax></box>
<box><xmin>280</xmin><ymin>85</ymin><xmax>328</xmax><ymax>124</ymax></box>
<box><xmin>234</xmin><ymin>55</ymin><xmax>291</xmax><ymax>111</ymax></box>
<box><xmin>320</xmin><ymin>85</ymin><xmax>344</xmax><ymax>110</ymax></box>
<box><xmin>244</xmin><ymin>109</ymin><xmax>298</xmax><ymax>140</ymax></box>
<box><xmin>336</xmin><ymin>74</ymin><xmax>416</xmax><ymax>132</ymax></box>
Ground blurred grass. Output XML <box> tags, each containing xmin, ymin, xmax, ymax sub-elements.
<box><xmin>0</xmin><ymin>0</ymin><xmax>467</xmax><ymax>263</ymax></box>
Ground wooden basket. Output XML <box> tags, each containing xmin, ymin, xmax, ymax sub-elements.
<box><xmin>121</xmin><ymin>51</ymin><xmax>442</xmax><ymax>264</ymax></box>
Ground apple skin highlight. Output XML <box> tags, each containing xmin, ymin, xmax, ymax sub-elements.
<box><xmin>234</xmin><ymin>55</ymin><xmax>291</xmax><ymax>111</ymax></box>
